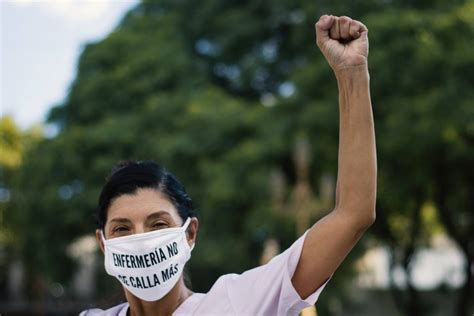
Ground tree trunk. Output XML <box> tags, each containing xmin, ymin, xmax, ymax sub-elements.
<box><xmin>456</xmin><ymin>251</ymin><xmax>473</xmax><ymax>316</ymax></box>
<box><xmin>434</xmin><ymin>166</ymin><xmax>473</xmax><ymax>316</ymax></box>
<box><xmin>386</xmin><ymin>201</ymin><xmax>424</xmax><ymax>316</ymax></box>
<box><xmin>403</xmin><ymin>201</ymin><xmax>423</xmax><ymax>316</ymax></box>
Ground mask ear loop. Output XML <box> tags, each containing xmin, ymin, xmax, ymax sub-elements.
<box><xmin>182</xmin><ymin>217</ymin><xmax>192</xmax><ymax>229</ymax></box>
<box><xmin>100</xmin><ymin>230</ymin><xmax>107</xmax><ymax>243</ymax></box>
<box><xmin>183</xmin><ymin>217</ymin><xmax>195</xmax><ymax>251</ymax></box>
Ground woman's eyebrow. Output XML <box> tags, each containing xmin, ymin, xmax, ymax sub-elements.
<box><xmin>108</xmin><ymin>218</ymin><xmax>132</xmax><ymax>224</ymax></box>
<box><xmin>146</xmin><ymin>210</ymin><xmax>172</xmax><ymax>222</ymax></box>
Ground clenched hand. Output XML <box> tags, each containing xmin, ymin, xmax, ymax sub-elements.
<box><xmin>315</xmin><ymin>15</ymin><xmax>369</xmax><ymax>72</ymax></box>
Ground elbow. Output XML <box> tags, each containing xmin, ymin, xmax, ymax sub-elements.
<box><xmin>356</xmin><ymin>202</ymin><xmax>376</xmax><ymax>230</ymax></box>
<box><xmin>349</xmin><ymin>210</ymin><xmax>375</xmax><ymax>238</ymax></box>
<box><xmin>340</xmin><ymin>205</ymin><xmax>376</xmax><ymax>232</ymax></box>
<box><xmin>360</xmin><ymin>210</ymin><xmax>376</xmax><ymax>230</ymax></box>
<box><xmin>337</xmin><ymin>197</ymin><xmax>376</xmax><ymax>230</ymax></box>
<box><xmin>353</xmin><ymin>194</ymin><xmax>377</xmax><ymax>229</ymax></box>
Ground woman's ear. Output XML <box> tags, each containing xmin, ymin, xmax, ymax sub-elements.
<box><xmin>96</xmin><ymin>229</ymin><xmax>105</xmax><ymax>254</ymax></box>
<box><xmin>186</xmin><ymin>217</ymin><xmax>199</xmax><ymax>248</ymax></box>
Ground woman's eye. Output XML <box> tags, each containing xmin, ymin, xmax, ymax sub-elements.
<box><xmin>113</xmin><ymin>226</ymin><xmax>129</xmax><ymax>232</ymax></box>
<box><xmin>152</xmin><ymin>222</ymin><xmax>168</xmax><ymax>229</ymax></box>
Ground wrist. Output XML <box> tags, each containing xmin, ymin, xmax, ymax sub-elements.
<box><xmin>334</xmin><ymin>64</ymin><xmax>370</xmax><ymax>90</ymax></box>
<box><xmin>334</xmin><ymin>64</ymin><xmax>369</xmax><ymax>82</ymax></box>
<box><xmin>335</xmin><ymin>64</ymin><xmax>370</xmax><ymax>97</ymax></box>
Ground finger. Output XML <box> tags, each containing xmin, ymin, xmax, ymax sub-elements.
<box><xmin>349</xmin><ymin>20</ymin><xmax>361</xmax><ymax>38</ymax></box>
<box><xmin>315</xmin><ymin>15</ymin><xmax>335</xmax><ymax>47</ymax></box>
<box><xmin>349</xmin><ymin>20</ymin><xmax>368</xmax><ymax>39</ymax></box>
<box><xmin>358</xmin><ymin>21</ymin><xmax>368</xmax><ymax>33</ymax></box>
<box><xmin>339</xmin><ymin>16</ymin><xmax>352</xmax><ymax>39</ymax></box>
<box><xmin>354</xmin><ymin>20</ymin><xmax>368</xmax><ymax>34</ymax></box>
<box><xmin>329</xmin><ymin>16</ymin><xmax>340</xmax><ymax>40</ymax></box>
<box><xmin>360</xmin><ymin>30</ymin><xmax>369</xmax><ymax>42</ymax></box>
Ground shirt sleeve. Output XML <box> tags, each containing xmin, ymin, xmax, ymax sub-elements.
<box><xmin>224</xmin><ymin>231</ymin><xmax>331</xmax><ymax>316</ymax></box>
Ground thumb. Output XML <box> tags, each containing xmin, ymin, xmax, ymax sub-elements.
<box><xmin>315</xmin><ymin>15</ymin><xmax>335</xmax><ymax>47</ymax></box>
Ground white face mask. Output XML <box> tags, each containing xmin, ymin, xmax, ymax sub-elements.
<box><xmin>102</xmin><ymin>218</ymin><xmax>193</xmax><ymax>302</ymax></box>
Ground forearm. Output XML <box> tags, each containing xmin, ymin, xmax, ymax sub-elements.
<box><xmin>333</xmin><ymin>65</ymin><xmax>377</xmax><ymax>226</ymax></box>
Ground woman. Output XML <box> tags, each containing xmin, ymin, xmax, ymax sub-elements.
<box><xmin>81</xmin><ymin>14</ymin><xmax>377</xmax><ymax>316</ymax></box>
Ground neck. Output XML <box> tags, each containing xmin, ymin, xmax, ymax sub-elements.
<box><xmin>126</xmin><ymin>278</ymin><xmax>192</xmax><ymax>316</ymax></box>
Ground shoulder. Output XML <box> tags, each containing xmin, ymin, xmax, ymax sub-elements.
<box><xmin>176</xmin><ymin>233</ymin><xmax>318</xmax><ymax>316</ymax></box>
<box><xmin>215</xmin><ymin>231</ymin><xmax>329</xmax><ymax>315</ymax></box>
<box><xmin>79</xmin><ymin>302</ymin><xmax>129</xmax><ymax>316</ymax></box>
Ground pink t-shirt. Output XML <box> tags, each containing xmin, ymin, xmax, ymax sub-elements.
<box><xmin>81</xmin><ymin>231</ymin><xmax>330</xmax><ymax>316</ymax></box>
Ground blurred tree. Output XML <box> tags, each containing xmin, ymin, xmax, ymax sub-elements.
<box><xmin>12</xmin><ymin>0</ymin><xmax>363</xmax><ymax>310</ymax></box>
<box><xmin>0</xmin><ymin>116</ymin><xmax>42</xmax><ymax>300</ymax></box>
<box><xmin>365</xmin><ymin>4</ymin><xmax>474</xmax><ymax>315</ymax></box>
<box><xmin>9</xmin><ymin>0</ymin><xmax>474</xmax><ymax>315</ymax></box>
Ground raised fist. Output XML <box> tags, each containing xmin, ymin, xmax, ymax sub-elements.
<box><xmin>315</xmin><ymin>15</ymin><xmax>369</xmax><ymax>72</ymax></box>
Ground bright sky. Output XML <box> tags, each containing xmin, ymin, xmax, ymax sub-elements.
<box><xmin>1</xmin><ymin>0</ymin><xmax>139</xmax><ymax>129</ymax></box>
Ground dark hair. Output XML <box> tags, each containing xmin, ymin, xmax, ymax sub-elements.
<box><xmin>97</xmin><ymin>160</ymin><xmax>196</xmax><ymax>229</ymax></box>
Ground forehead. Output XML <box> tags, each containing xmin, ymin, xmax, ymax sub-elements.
<box><xmin>107</xmin><ymin>188</ymin><xmax>182</xmax><ymax>224</ymax></box>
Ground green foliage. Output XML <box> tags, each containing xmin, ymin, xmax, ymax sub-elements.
<box><xmin>0</xmin><ymin>116</ymin><xmax>43</xmax><ymax>298</ymax></box>
<box><xmin>0</xmin><ymin>116</ymin><xmax>43</xmax><ymax>245</ymax></box>
<box><xmin>365</xmin><ymin>3</ymin><xmax>474</xmax><ymax>314</ymax></box>
<box><xmin>8</xmin><ymin>0</ymin><xmax>474</xmax><ymax>314</ymax></box>
<box><xmin>368</xmin><ymin>3</ymin><xmax>474</xmax><ymax>245</ymax></box>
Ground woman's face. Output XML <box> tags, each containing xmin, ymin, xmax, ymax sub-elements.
<box><xmin>102</xmin><ymin>188</ymin><xmax>186</xmax><ymax>239</ymax></box>
<box><xmin>96</xmin><ymin>187</ymin><xmax>198</xmax><ymax>299</ymax></box>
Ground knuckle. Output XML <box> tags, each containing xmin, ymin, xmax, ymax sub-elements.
<box><xmin>340</xmin><ymin>16</ymin><xmax>352</xmax><ymax>24</ymax></box>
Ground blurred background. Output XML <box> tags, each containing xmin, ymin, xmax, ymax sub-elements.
<box><xmin>1</xmin><ymin>0</ymin><xmax>473</xmax><ymax>315</ymax></box>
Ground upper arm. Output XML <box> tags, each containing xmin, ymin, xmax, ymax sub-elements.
<box><xmin>291</xmin><ymin>210</ymin><xmax>372</xmax><ymax>298</ymax></box>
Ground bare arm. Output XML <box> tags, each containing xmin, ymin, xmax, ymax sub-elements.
<box><xmin>291</xmin><ymin>15</ymin><xmax>377</xmax><ymax>298</ymax></box>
